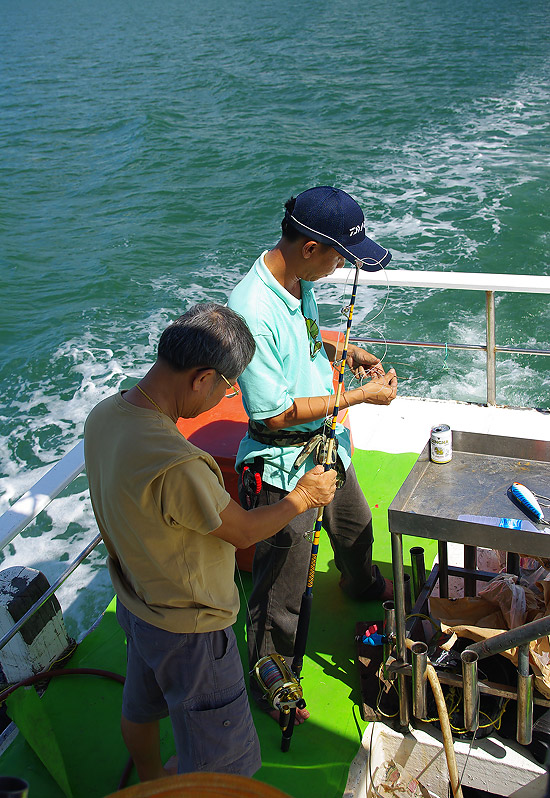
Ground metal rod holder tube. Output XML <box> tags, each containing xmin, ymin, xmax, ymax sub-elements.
<box><xmin>383</xmin><ymin>601</ymin><xmax>396</xmax><ymax>639</ymax></box>
<box><xmin>410</xmin><ymin>547</ymin><xmax>426</xmax><ymax>601</ymax></box>
<box><xmin>517</xmin><ymin>643</ymin><xmax>533</xmax><ymax>746</ymax></box>
<box><xmin>411</xmin><ymin>642</ymin><xmax>428</xmax><ymax>720</ymax></box>
<box><xmin>391</xmin><ymin>531</ymin><xmax>410</xmax><ymax>728</ymax></box>
<box><xmin>461</xmin><ymin>649</ymin><xmax>479</xmax><ymax>732</ymax></box>
<box><xmin>383</xmin><ymin>601</ymin><xmax>396</xmax><ymax>681</ymax></box>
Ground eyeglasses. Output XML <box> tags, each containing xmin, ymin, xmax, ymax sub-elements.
<box><xmin>219</xmin><ymin>373</ymin><xmax>240</xmax><ymax>398</ymax></box>
<box><xmin>304</xmin><ymin>317</ymin><xmax>322</xmax><ymax>359</ymax></box>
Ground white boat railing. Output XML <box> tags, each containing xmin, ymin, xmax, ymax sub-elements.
<box><xmin>0</xmin><ymin>441</ymin><xmax>93</xmax><ymax>653</ymax></box>
<box><xmin>0</xmin><ymin>268</ymin><xmax>549</xmax><ymax>647</ymax></box>
<box><xmin>320</xmin><ymin>268</ymin><xmax>550</xmax><ymax>406</ymax></box>
<box><xmin>0</xmin><ymin>441</ymin><xmax>85</xmax><ymax>552</ymax></box>
<box><xmin>0</xmin><ymin>534</ymin><xmax>101</xmax><ymax>653</ymax></box>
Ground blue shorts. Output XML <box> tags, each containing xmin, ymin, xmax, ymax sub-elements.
<box><xmin>116</xmin><ymin>600</ymin><xmax>261</xmax><ymax>777</ymax></box>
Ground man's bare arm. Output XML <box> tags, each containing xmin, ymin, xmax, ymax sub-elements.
<box><xmin>210</xmin><ymin>465</ymin><xmax>336</xmax><ymax>548</ymax></box>
<box><xmin>262</xmin><ymin>369</ymin><xmax>397</xmax><ymax>431</ymax></box>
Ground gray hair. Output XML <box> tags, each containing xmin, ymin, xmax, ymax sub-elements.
<box><xmin>157</xmin><ymin>303</ymin><xmax>255</xmax><ymax>380</ymax></box>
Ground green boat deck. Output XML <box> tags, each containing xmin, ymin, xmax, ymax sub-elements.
<box><xmin>1</xmin><ymin>449</ymin><xmax>433</xmax><ymax>798</ymax></box>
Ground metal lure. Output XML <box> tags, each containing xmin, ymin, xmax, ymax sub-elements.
<box><xmin>510</xmin><ymin>482</ymin><xmax>546</xmax><ymax>523</ymax></box>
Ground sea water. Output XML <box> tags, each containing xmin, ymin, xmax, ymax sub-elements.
<box><xmin>1</xmin><ymin>0</ymin><xmax>549</xmax><ymax>636</ymax></box>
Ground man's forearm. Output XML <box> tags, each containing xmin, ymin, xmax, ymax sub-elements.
<box><xmin>322</xmin><ymin>338</ymin><xmax>358</xmax><ymax>363</ymax></box>
<box><xmin>214</xmin><ymin>487</ymin><xmax>320</xmax><ymax>549</ymax></box>
<box><xmin>263</xmin><ymin>387</ymin><xmax>366</xmax><ymax>430</ymax></box>
<box><xmin>240</xmin><ymin>491</ymin><xmax>309</xmax><ymax>546</ymax></box>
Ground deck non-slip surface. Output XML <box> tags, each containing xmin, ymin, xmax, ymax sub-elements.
<box><xmin>1</xmin><ymin>447</ymin><xmax>427</xmax><ymax>798</ymax></box>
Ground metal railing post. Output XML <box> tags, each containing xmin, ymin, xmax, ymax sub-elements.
<box><xmin>486</xmin><ymin>290</ymin><xmax>496</xmax><ymax>406</ymax></box>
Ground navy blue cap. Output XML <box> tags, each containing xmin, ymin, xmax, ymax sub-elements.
<box><xmin>285</xmin><ymin>186</ymin><xmax>391</xmax><ymax>271</ymax></box>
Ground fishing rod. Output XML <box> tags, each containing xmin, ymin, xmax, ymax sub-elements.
<box><xmin>254</xmin><ymin>260</ymin><xmax>364</xmax><ymax>752</ymax></box>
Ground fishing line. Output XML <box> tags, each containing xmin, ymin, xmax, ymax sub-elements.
<box><xmin>337</xmin><ymin>258</ymin><xmax>391</xmax><ymax>336</ymax></box>
<box><xmin>335</xmin><ymin>267</ymin><xmax>391</xmax><ymax>390</ymax></box>
<box><xmin>258</xmin><ymin>533</ymin><xmax>309</xmax><ymax>551</ymax></box>
<box><xmin>340</xmin><ymin>266</ymin><xmax>454</xmax><ymax>384</ymax></box>
<box><xmin>345</xmin><ymin>361</ymin><xmax>427</xmax><ymax>391</ymax></box>
<box><xmin>323</xmin><ymin>268</ymin><xmax>393</xmax><ymax>427</ymax></box>
<box><xmin>361</xmin><ymin>265</ymin><xmax>391</xmax><ymax>326</ymax></box>
<box><xmin>341</xmin><ymin>321</ymin><xmax>389</xmax><ymax>389</ymax></box>
<box><xmin>235</xmin><ymin>560</ymin><xmax>262</xmax><ymax>667</ymax></box>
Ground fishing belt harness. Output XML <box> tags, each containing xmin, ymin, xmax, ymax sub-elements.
<box><xmin>246</xmin><ymin>419</ymin><xmax>346</xmax><ymax>487</ymax></box>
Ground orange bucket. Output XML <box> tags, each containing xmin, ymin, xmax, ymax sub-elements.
<box><xmin>105</xmin><ymin>772</ymin><xmax>293</xmax><ymax>798</ymax></box>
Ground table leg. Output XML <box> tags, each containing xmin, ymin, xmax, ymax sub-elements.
<box><xmin>410</xmin><ymin>546</ymin><xmax>426</xmax><ymax>601</ymax></box>
<box><xmin>438</xmin><ymin>541</ymin><xmax>449</xmax><ymax>598</ymax></box>
<box><xmin>507</xmin><ymin>552</ymin><xmax>520</xmax><ymax>577</ymax></box>
<box><xmin>464</xmin><ymin>545</ymin><xmax>477</xmax><ymax>596</ymax></box>
<box><xmin>391</xmin><ymin>530</ymin><xmax>409</xmax><ymax>728</ymax></box>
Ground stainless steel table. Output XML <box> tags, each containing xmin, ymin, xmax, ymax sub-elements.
<box><xmin>387</xmin><ymin>430</ymin><xmax>550</xmax><ymax>726</ymax></box>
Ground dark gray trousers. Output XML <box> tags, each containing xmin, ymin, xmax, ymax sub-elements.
<box><xmin>243</xmin><ymin>464</ymin><xmax>384</xmax><ymax>710</ymax></box>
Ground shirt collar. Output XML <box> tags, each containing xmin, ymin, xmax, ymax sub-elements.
<box><xmin>256</xmin><ymin>251</ymin><xmax>315</xmax><ymax>312</ymax></box>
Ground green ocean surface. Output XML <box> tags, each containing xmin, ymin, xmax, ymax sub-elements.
<box><xmin>1</xmin><ymin>0</ymin><xmax>549</xmax><ymax>633</ymax></box>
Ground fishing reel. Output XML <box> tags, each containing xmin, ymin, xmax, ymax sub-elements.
<box><xmin>252</xmin><ymin>654</ymin><xmax>306</xmax><ymax>727</ymax></box>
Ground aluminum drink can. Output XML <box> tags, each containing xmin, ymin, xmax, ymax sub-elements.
<box><xmin>430</xmin><ymin>424</ymin><xmax>452</xmax><ymax>464</ymax></box>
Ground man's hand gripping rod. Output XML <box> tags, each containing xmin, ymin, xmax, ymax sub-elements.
<box><xmin>280</xmin><ymin>260</ymin><xmax>363</xmax><ymax>752</ymax></box>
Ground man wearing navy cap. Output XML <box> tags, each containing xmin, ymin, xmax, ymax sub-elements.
<box><xmin>228</xmin><ymin>186</ymin><xmax>398</xmax><ymax>722</ymax></box>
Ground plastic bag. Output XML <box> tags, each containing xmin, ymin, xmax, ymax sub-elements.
<box><xmin>520</xmin><ymin>562</ymin><xmax>549</xmax><ymax>591</ymax></box>
<box><xmin>430</xmin><ymin>580</ymin><xmax>550</xmax><ymax>697</ymax></box>
<box><xmin>478</xmin><ymin>573</ymin><xmax>527</xmax><ymax>629</ymax></box>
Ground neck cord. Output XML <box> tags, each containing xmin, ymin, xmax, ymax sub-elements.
<box><xmin>135</xmin><ymin>384</ymin><xmax>165</xmax><ymax>415</ymax></box>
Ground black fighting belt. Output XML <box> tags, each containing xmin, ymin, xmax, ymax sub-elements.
<box><xmin>247</xmin><ymin>419</ymin><xmax>346</xmax><ymax>488</ymax></box>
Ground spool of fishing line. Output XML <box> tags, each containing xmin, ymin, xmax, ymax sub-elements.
<box><xmin>252</xmin><ymin>654</ymin><xmax>305</xmax><ymax>714</ymax></box>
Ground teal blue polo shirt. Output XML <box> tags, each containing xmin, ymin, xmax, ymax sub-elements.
<box><xmin>228</xmin><ymin>252</ymin><xmax>351</xmax><ymax>492</ymax></box>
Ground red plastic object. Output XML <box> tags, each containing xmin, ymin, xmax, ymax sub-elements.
<box><xmin>177</xmin><ymin>395</ymin><xmax>255</xmax><ymax>570</ymax></box>
<box><xmin>176</xmin><ymin>331</ymin><xmax>353</xmax><ymax>572</ymax></box>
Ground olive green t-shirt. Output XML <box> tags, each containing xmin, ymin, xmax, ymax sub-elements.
<box><xmin>84</xmin><ymin>392</ymin><xmax>234</xmax><ymax>633</ymax></box>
